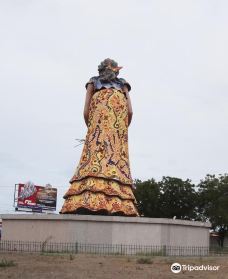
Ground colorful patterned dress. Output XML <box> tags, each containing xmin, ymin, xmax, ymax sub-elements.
<box><xmin>60</xmin><ymin>77</ymin><xmax>139</xmax><ymax>216</ymax></box>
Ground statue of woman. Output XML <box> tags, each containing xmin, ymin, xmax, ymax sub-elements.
<box><xmin>60</xmin><ymin>58</ymin><xmax>139</xmax><ymax>216</ymax></box>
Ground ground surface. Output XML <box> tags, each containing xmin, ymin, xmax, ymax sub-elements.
<box><xmin>0</xmin><ymin>252</ymin><xmax>227</xmax><ymax>279</ymax></box>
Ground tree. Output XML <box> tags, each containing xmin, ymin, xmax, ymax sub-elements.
<box><xmin>197</xmin><ymin>174</ymin><xmax>228</xmax><ymax>230</ymax></box>
<box><xmin>158</xmin><ymin>176</ymin><xmax>197</xmax><ymax>220</ymax></box>
<box><xmin>134</xmin><ymin>179</ymin><xmax>161</xmax><ymax>217</ymax></box>
<box><xmin>134</xmin><ymin>177</ymin><xmax>197</xmax><ymax>220</ymax></box>
<box><xmin>134</xmin><ymin>174</ymin><xmax>228</xmax><ymax>226</ymax></box>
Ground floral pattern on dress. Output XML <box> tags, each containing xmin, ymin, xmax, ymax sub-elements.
<box><xmin>61</xmin><ymin>88</ymin><xmax>138</xmax><ymax>216</ymax></box>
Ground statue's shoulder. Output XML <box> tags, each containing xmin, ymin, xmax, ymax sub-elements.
<box><xmin>85</xmin><ymin>76</ymin><xmax>99</xmax><ymax>89</ymax></box>
<box><xmin>118</xmin><ymin>78</ymin><xmax>131</xmax><ymax>92</ymax></box>
<box><xmin>89</xmin><ymin>76</ymin><xmax>99</xmax><ymax>82</ymax></box>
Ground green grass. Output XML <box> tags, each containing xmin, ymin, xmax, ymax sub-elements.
<box><xmin>0</xmin><ymin>259</ymin><xmax>16</xmax><ymax>268</ymax></box>
<box><xmin>40</xmin><ymin>252</ymin><xmax>66</xmax><ymax>257</ymax></box>
<box><xmin>137</xmin><ymin>257</ymin><xmax>153</xmax><ymax>264</ymax></box>
<box><xmin>69</xmin><ymin>254</ymin><xmax>74</xmax><ymax>260</ymax></box>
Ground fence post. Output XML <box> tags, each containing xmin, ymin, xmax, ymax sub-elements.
<box><xmin>162</xmin><ymin>245</ymin><xmax>167</xmax><ymax>256</ymax></box>
<box><xmin>75</xmin><ymin>242</ymin><xmax>78</xmax><ymax>254</ymax></box>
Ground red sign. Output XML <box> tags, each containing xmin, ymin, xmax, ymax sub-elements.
<box><xmin>17</xmin><ymin>183</ymin><xmax>57</xmax><ymax>211</ymax></box>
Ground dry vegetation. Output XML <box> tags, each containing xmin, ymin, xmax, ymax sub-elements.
<box><xmin>0</xmin><ymin>252</ymin><xmax>227</xmax><ymax>279</ymax></box>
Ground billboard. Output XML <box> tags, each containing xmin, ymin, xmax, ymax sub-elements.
<box><xmin>15</xmin><ymin>182</ymin><xmax>57</xmax><ymax>212</ymax></box>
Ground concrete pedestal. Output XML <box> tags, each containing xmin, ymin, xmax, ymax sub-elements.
<box><xmin>0</xmin><ymin>214</ymin><xmax>211</xmax><ymax>255</ymax></box>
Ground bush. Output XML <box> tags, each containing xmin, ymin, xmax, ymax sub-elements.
<box><xmin>137</xmin><ymin>257</ymin><xmax>153</xmax><ymax>264</ymax></box>
<box><xmin>0</xmin><ymin>259</ymin><xmax>16</xmax><ymax>268</ymax></box>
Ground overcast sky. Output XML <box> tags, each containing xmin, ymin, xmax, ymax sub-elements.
<box><xmin>0</xmin><ymin>0</ymin><xmax>227</xmax><ymax>214</ymax></box>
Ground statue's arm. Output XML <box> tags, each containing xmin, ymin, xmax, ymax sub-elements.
<box><xmin>83</xmin><ymin>83</ymin><xmax>94</xmax><ymax>126</ymax></box>
<box><xmin>124</xmin><ymin>85</ymin><xmax>133</xmax><ymax>126</ymax></box>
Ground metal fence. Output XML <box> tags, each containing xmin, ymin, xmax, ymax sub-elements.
<box><xmin>209</xmin><ymin>245</ymin><xmax>228</xmax><ymax>256</ymax></box>
<box><xmin>1</xmin><ymin>240</ymin><xmax>226</xmax><ymax>256</ymax></box>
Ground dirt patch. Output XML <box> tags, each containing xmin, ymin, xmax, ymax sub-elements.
<box><xmin>0</xmin><ymin>252</ymin><xmax>227</xmax><ymax>279</ymax></box>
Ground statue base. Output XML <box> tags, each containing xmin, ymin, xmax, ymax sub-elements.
<box><xmin>0</xmin><ymin>214</ymin><xmax>211</xmax><ymax>256</ymax></box>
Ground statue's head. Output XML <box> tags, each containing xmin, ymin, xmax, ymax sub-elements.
<box><xmin>98</xmin><ymin>58</ymin><xmax>122</xmax><ymax>82</ymax></box>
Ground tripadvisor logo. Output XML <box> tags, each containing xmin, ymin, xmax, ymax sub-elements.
<box><xmin>171</xmin><ymin>263</ymin><xmax>220</xmax><ymax>273</ymax></box>
<box><xmin>171</xmin><ymin>263</ymin><xmax>181</xmax><ymax>273</ymax></box>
